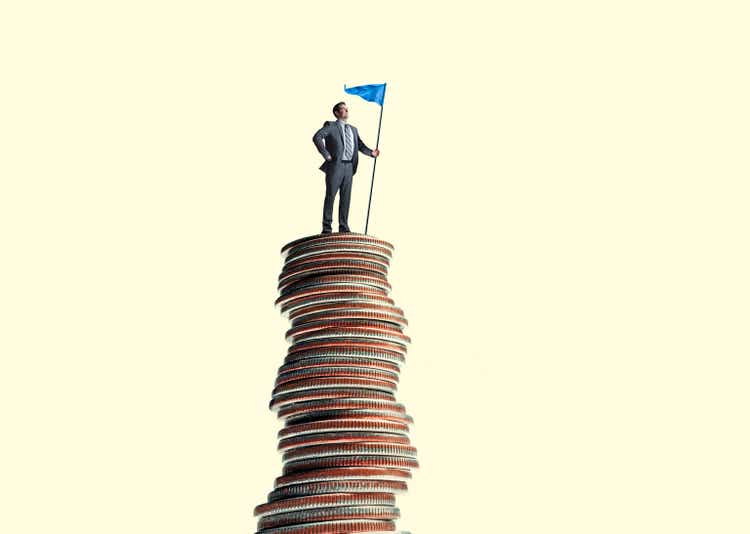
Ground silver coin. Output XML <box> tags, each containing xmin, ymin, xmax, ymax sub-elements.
<box><xmin>274</xmin><ymin>366</ymin><xmax>399</xmax><ymax>388</ymax></box>
<box><xmin>274</xmin><ymin>467</ymin><xmax>412</xmax><ymax>488</ymax></box>
<box><xmin>279</xmin><ymin>292</ymin><xmax>395</xmax><ymax>317</ymax></box>
<box><xmin>281</xmin><ymin>410</ymin><xmax>414</xmax><ymax>426</ymax></box>
<box><xmin>266</xmin><ymin>479</ymin><xmax>408</xmax><ymax>502</ymax></box>
<box><xmin>278</xmin><ymin>420</ymin><xmax>411</xmax><ymax>440</ymax></box>
<box><xmin>279</xmin><ymin>273</ymin><xmax>391</xmax><ymax>295</ymax></box>
<box><xmin>278</xmin><ymin>357</ymin><xmax>400</xmax><ymax>375</ymax></box>
<box><xmin>276</xmin><ymin>286</ymin><xmax>392</xmax><ymax>311</ymax></box>
<box><xmin>254</xmin><ymin>492</ymin><xmax>397</xmax><ymax>517</ymax></box>
<box><xmin>271</xmin><ymin>377</ymin><xmax>398</xmax><ymax>397</ymax></box>
<box><xmin>282</xmin><ymin>238</ymin><xmax>393</xmax><ymax>259</ymax></box>
<box><xmin>277</xmin><ymin>399</ymin><xmax>405</xmax><ymax>419</ymax></box>
<box><xmin>269</xmin><ymin>389</ymin><xmax>397</xmax><ymax>412</ymax></box>
<box><xmin>257</xmin><ymin>505</ymin><xmax>399</xmax><ymax>530</ymax></box>
<box><xmin>283</xmin><ymin>443</ymin><xmax>418</xmax><ymax>462</ymax></box>
<box><xmin>284</xmin><ymin>347</ymin><xmax>405</xmax><ymax>365</ymax></box>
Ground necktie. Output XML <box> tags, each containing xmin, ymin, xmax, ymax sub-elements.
<box><xmin>344</xmin><ymin>124</ymin><xmax>353</xmax><ymax>159</ymax></box>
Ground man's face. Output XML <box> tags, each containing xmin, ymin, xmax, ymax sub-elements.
<box><xmin>336</xmin><ymin>105</ymin><xmax>349</xmax><ymax>120</ymax></box>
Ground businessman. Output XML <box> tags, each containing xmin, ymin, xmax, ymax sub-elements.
<box><xmin>312</xmin><ymin>101</ymin><xmax>380</xmax><ymax>233</ymax></box>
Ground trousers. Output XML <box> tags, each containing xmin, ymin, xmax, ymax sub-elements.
<box><xmin>322</xmin><ymin>162</ymin><xmax>354</xmax><ymax>232</ymax></box>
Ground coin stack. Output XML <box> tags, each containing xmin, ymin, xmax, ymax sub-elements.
<box><xmin>253</xmin><ymin>232</ymin><xmax>417</xmax><ymax>534</ymax></box>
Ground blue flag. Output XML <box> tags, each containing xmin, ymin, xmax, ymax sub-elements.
<box><xmin>344</xmin><ymin>83</ymin><xmax>386</xmax><ymax>106</ymax></box>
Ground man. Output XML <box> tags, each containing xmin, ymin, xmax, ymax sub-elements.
<box><xmin>312</xmin><ymin>101</ymin><xmax>380</xmax><ymax>233</ymax></box>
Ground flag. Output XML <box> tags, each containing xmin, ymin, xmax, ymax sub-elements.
<box><xmin>344</xmin><ymin>83</ymin><xmax>386</xmax><ymax>106</ymax></box>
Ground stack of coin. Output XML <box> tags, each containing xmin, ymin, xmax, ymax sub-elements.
<box><xmin>253</xmin><ymin>232</ymin><xmax>417</xmax><ymax>534</ymax></box>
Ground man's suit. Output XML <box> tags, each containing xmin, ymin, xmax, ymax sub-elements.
<box><xmin>312</xmin><ymin>119</ymin><xmax>374</xmax><ymax>233</ymax></box>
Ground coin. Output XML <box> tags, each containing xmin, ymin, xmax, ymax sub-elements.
<box><xmin>282</xmin><ymin>456</ymin><xmax>419</xmax><ymax>476</ymax></box>
<box><xmin>279</xmin><ymin>273</ymin><xmax>391</xmax><ymax>295</ymax></box>
<box><xmin>277</xmin><ymin>432</ymin><xmax>411</xmax><ymax>452</ymax></box>
<box><xmin>278</xmin><ymin>420</ymin><xmax>410</xmax><ymax>440</ymax></box>
<box><xmin>278</xmin><ymin>357</ymin><xmax>400</xmax><ymax>375</ymax></box>
<box><xmin>277</xmin><ymin>399</ymin><xmax>406</xmax><ymax>420</ymax></box>
<box><xmin>274</xmin><ymin>467</ymin><xmax>412</xmax><ymax>488</ymax></box>
<box><xmin>269</xmin><ymin>389</ymin><xmax>397</xmax><ymax>412</ymax></box>
<box><xmin>254</xmin><ymin>492</ymin><xmax>396</xmax><ymax>517</ymax></box>
<box><xmin>282</xmin><ymin>443</ymin><xmax>418</xmax><ymax>463</ymax></box>
<box><xmin>279</xmin><ymin>293</ymin><xmax>395</xmax><ymax>318</ymax></box>
<box><xmin>255</xmin><ymin>518</ymin><xmax>396</xmax><ymax>534</ymax></box>
<box><xmin>271</xmin><ymin>377</ymin><xmax>399</xmax><ymax>397</ymax></box>
<box><xmin>274</xmin><ymin>366</ymin><xmax>399</xmax><ymax>388</ymax></box>
<box><xmin>266</xmin><ymin>479</ymin><xmax>408</xmax><ymax>502</ymax></box>
<box><xmin>288</xmin><ymin>301</ymin><xmax>404</xmax><ymax>323</ymax></box>
<box><xmin>280</xmin><ymin>233</ymin><xmax>394</xmax><ymax>256</ymax></box>
<box><xmin>257</xmin><ymin>505</ymin><xmax>399</xmax><ymax>530</ymax></box>
<box><xmin>284</xmin><ymin>345</ymin><xmax>405</xmax><ymax>365</ymax></box>
<box><xmin>275</xmin><ymin>286</ymin><xmax>391</xmax><ymax>310</ymax></box>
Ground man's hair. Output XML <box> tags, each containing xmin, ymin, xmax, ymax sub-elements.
<box><xmin>332</xmin><ymin>101</ymin><xmax>346</xmax><ymax>117</ymax></box>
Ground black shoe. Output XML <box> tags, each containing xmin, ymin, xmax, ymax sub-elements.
<box><xmin>321</xmin><ymin>229</ymin><xmax>332</xmax><ymax>234</ymax></box>
<box><xmin>338</xmin><ymin>229</ymin><xmax>351</xmax><ymax>233</ymax></box>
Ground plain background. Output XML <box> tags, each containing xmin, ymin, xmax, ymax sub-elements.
<box><xmin>1</xmin><ymin>1</ymin><xmax>749</xmax><ymax>532</ymax></box>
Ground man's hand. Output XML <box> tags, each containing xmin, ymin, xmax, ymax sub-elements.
<box><xmin>372</xmin><ymin>148</ymin><xmax>380</xmax><ymax>157</ymax></box>
<box><xmin>325</xmin><ymin>156</ymin><xmax>332</xmax><ymax>161</ymax></box>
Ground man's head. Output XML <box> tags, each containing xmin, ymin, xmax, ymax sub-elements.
<box><xmin>332</xmin><ymin>101</ymin><xmax>349</xmax><ymax>121</ymax></box>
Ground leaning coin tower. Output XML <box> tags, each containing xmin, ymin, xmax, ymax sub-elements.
<box><xmin>253</xmin><ymin>232</ymin><xmax>417</xmax><ymax>534</ymax></box>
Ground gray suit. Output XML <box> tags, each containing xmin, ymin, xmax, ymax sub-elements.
<box><xmin>312</xmin><ymin>120</ymin><xmax>374</xmax><ymax>232</ymax></box>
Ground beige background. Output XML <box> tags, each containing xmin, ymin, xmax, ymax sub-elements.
<box><xmin>1</xmin><ymin>1</ymin><xmax>749</xmax><ymax>532</ymax></box>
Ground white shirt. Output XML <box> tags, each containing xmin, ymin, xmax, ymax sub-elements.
<box><xmin>336</xmin><ymin>119</ymin><xmax>354</xmax><ymax>160</ymax></box>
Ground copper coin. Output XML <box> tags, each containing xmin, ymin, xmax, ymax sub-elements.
<box><xmin>280</xmin><ymin>233</ymin><xmax>394</xmax><ymax>255</ymax></box>
<box><xmin>274</xmin><ymin>467</ymin><xmax>411</xmax><ymax>488</ymax></box>
<box><xmin>280</xmin><ymin>257</ymin><xmax>389</xmax><ymax>280</ymax></box>
<box><xmin>281</xmin><ymin>412</ymin><xmax>414</xmax><ymax>426</ymax></box>
<box><xmin>292</xmin><ymin>311</ymin><xmax>407</xmax><ymax>331</ymax></box>
<box><xmin>288</xmin><ymin>301</ymin><xmax>404</xmax><ymax>323</ymax></box>
<box><xmin>274</xmin><ymin>367</ymin><xmax>399</xmax><ymax>388</ymax></box>
<box><xmin>283</xmin><ymin>240</ymin><xmax>393</xmax><ymax>262</ymax></box>
<box><xmin>254</xmin><ymin>518</ymin><xmax>396</xmax><ymax>534</ymax></box>
<box><xmin>271</xmin><ymin>377</ymin><xmax>398</xmax><ymax>397</ymax></box>
<box><xmin>282</xmin><ymin>456</ymin><xmax>419</xmax><ymax>476</ymax></box>
<box><xmin>278</xmin><ymin>432</ymin><xmax>411</xmax><ymax>452</ymax></box>
<box><xmin>266</xmin><ymin>479</ymin><xmax>408</xmax><ymax>502</ymax></box>
<box><xmin>277</xmin><ymin>399</ymin><xmax>406</xmax><ymax>419</ymax></box>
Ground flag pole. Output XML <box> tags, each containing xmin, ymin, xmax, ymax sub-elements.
<box><xmin>364</xmin><ymin>101</ymin><xmax>384</xmax><ymax>235</ymax></box>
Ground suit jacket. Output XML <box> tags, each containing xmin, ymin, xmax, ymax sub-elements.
<box><xmin>312</xmin><ymin>120</ymin><xmax>373</xmax><ymax>176</ymax></box>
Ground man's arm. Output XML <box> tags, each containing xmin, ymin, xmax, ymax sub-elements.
<box><xmin>357</xmin><ymin>133</ymin><xmax>374</xmax><ymax>157</ymax></box>
<box><xmin>312</xmin><ymin>123</ymin><xmax>333</xmax><ymax>161</ymax></box>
